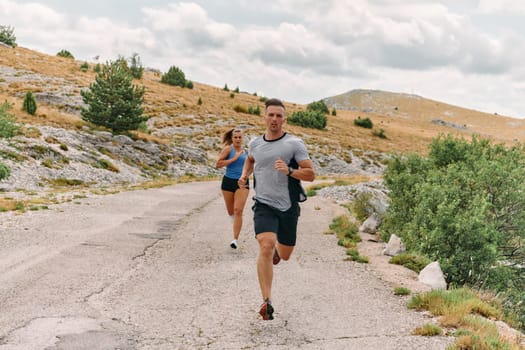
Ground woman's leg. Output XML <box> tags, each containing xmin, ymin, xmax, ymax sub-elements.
<box><xmin>232</xmin><ymin>188</ymin><xmax>249</xmax><ymax>240</ymax></box>
<box><xmin>221</xmin><ymin>190</ymin><xmax>234</xmax><ymax>217</ymax></box>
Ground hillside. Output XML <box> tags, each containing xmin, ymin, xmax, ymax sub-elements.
<box><xmin>2</xmin><ymin>45</ymin><xmax>525</xmax><ymax>202</ymax></box>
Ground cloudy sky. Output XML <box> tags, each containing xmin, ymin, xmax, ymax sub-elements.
<box><xmin>2</xmin><ymin>0</ymin><xmax>525</xmax><ymax>118</ymax></box>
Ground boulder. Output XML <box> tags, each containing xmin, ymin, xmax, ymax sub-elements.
<box><xmin>418</xmin><ymin>261</ymin><xmax>447</xmax><ymax>290</ymax></box>
<box><xmin>382</xmin><ymin>234</ymin><xmax>405</xmax><ymax>256</ymax></box>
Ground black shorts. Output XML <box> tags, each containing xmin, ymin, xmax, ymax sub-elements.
<box><xmin>252</xmin><ymin>201</ymin><xmax>300</xmax><ymax>246</ymax></box>
<box><xmin>221</xmin><ymin>175</ymin><xmax>249</xmax><ymax>192</ymax></box>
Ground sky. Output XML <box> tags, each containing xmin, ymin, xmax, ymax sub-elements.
<box><xmin>1</xmin><ymin>0</ymin><xmax>525</xmax><ymax>118</ymax></box>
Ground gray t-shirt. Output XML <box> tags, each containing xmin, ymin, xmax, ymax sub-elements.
<box><xmin>249</xmin><ymin>133</ymin><xmax>310</xmax><ymax>211</ymax></box>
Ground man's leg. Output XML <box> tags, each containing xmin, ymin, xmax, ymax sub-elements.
<box><xmin>256</xmin><ymin>232</ymin><xmax>276</xmax><ymax>301</ymax></box>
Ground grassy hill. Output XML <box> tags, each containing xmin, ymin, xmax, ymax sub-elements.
<box><xmin>3</xmin><ymin>45</ymin><xmax>525</xmax><ymax>160</ymax></box>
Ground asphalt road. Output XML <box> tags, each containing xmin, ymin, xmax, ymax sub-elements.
<box><xmin>0</xmin><ymin>181</ymin><xmax>453</xmax><ymax>349</ymax></box>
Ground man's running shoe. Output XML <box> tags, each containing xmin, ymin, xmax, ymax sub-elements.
<box><xmin>259</xmin><ymin>298</ymin><xmax>274</xmax><ymax>320</ymax></box>
<box><xmin>273</xmin><ymin>247</ymin><xmax>281</xmax><ymax>265</ymax></box>
<box><xmin>230</xmin><ymin>239</ymin><xmax>238</xmax><ymax>249</ymax></box>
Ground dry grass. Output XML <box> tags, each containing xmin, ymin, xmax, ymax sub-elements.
<box><xmin>3</xmin><ymin>45</ymin><xmax>525</xmax><ymax>158</ymax></box>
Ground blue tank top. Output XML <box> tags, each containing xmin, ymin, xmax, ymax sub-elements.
<box><xmin>225</xmin><ymin>147</ymin><xmax>247</xmax><ymax>179</ymax></box>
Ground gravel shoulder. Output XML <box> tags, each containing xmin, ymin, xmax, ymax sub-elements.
<box><xmin>0</xmin><ymin>181</ymin><xmax>454</xmax><ymax>349</ymax></box>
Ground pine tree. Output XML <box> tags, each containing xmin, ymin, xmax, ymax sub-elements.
<box><xmin>22</xmin><ymin>91</ymin><xmax>37</xmax><ymax>115</ymax></box>
<box><xmin>81</xmin><ymin>60</ymin><xmax>147</xmax><ymax>132</ymax></box>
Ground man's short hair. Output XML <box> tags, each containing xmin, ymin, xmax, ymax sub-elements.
<box><xmin>264</xmin><ymin>98</ymin><xmax>285</xmax><ymax>110</ymax></box>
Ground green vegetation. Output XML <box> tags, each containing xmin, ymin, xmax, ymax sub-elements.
<box><xmin>287</xmin><ymin>100</ymin><xmax>329</xmax><ymax>130</ymax></box>
<box><xmin>80</xmin><ymin>62</ymin><xmax>89</xmax><ymax>72</ymax></box>
<box><xmin>161</xmin><ymin>66</ymin><xmax>192</xmax><ymax>88</ymax></box>
<box><xmin>412</xmin><ymin>323</ymin><xmax>442</xmax><ymax>336</ymax></box>
<box><xmin>383</xmin><ymin>134</ymin><xmax>525</xmax><ymax>329</ymax></box>
<box><xmin>128</xmin><ymin>53</ymin><xmax>144</xmax><ymax>79</ymax></box>
<box><xmin>389</xmin><ymin>253</ymin><xmax>431</xmax><ymax>273</ymax></box>
<box><xmin>0</xmin><ymin>101</ymin><xmax>20</xmax><ymax>181</ymax></box>
<box><xmin>393</xmin><ymin>287</ymin><xmax>411</xmax><ymax>296</ymax></box>
<box><xmin>0</xmin><ymin>162</ymin><xmax>9</xmax><ymax>181</ymax></box>
<box><xmin>354</xmin><ymin>116</ymin><xmax>373</xmax><ymax>129</ymax></box>
<box><xmin>0</xmin><ymin>101</ymin><xmax>20</xmax><ymax>138</ymax></box>
<box><xmin>56</xmin><ymin>49</ymin><xmax>74</xmax><ymax>59</ymax></box>
<box><xmin>326</xmin><ymin>215</ymin><xmax>368</xmax><ymax>263</ymax></box>
<box><xmin>81</xmin><ymin>59</ymin><xmax>147</xmax><ymax>132</ymax></box>
<box><xmin>22</xmin><ymin>91</ymin><xmax>37</xmax><ymax>115</ymax></box>
<box><xmin>0</xmin><ymin>25</ymin><xmax>16</xmax><ymax>47</ymax></box>
<box><xmin>408</xmin><ymin>288</ymin><xmax>522</xmax><ymax>349</ymax></box>
<box><xmin>372</xmin><ymin>128</ymin><xmax>387</xmax><ymax>139</ymax></box>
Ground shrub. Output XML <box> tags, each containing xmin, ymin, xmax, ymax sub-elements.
<box><xmin>0</xmin><ymin>25</ymin><xmax>16</xmax><ymax>47</ymax></box>
<box><xmin>288</xmin><ymin>110</ymin><xmax>327</xmax><ymax>130</ymax></box>
<box><xmin>233</xmin><ymin>105</ymin><xmax>248</xmax><ymax>113</ymax></box>
<box><xmin>128</xmin><ymin>53</ymin><xmax>144</xmax><ymax>79</ymax></box>
<box><xmin>354</xmin><ymin>116</ymin><xmax>373</xmax><ymax>129</ymax></box>
<box><xmin>307</xmin><ymin>100</ymin><xmax>329</xmax><ymax>114</ymax></box>
<box><xmin>22</xmin><ymin>91</ymin><xmax>37</xmax><ymax>115</ymax></box>
<box><xmin>248</xmin><ymin>105</ymin><xmax>261</xmax><ymax>115</ymax></box>
<box><xmin>93</xmin><ymin>63</ymin><xmax>101</xmax><ymax>73</ymax></box>
<box><xmin>185</xmin><ymin>80</ymin><xmax>193</xmax><ymax>89</ymax></box>
<box><xmin>234</xmin><ymin>86</ymin><xmax>239</xmax><ymax>93</ymax></box>
<box><xmin>373</xmin><ymin>128</ymin><xmax>387</xmax><ymax>138</ymax></box>
<box><xmin>0</xmin><ymin>162</ymin><xmax>10</xmax><ymax>181</ymax></box>
<box><xmin>223</xmin><ymin>84</ymin><xmax>229</xmax><ymax>91</ymax></box>
<box><xmin>81</xmin><ymin>59</ymin><xmax>147</xmax><ymax>132</ymax></box>
<box><xmin>389</xmin><ymin>253</ymin><xmax>431</xmax><ymax>273</ymax></box>
<box><xmin>197</xmin><ymin>97</ymin><xmax>202</xmax><ymax>105</ymax></box>
<box><xmin>80</xmin><ymin>62</ymin><xmax>89</xmax><ymax>72</ymax></box>
<box><xmin>383</xmin><ymin>134</ymin><xmax>525</xmax><ymax>329</ymax></box>
<box><xmin>0</xmin><ymin>101</ymin><xmax>20</xmax><ymax>138</ymax></box>
<box><xmin>161</xmin><ymin>66</ymin><xmax>187</xmax><ymax>87</ymax></box>
<box><xmin>56</xmin><ymin>49</ymin><xmax>74</xmax><ymax>59</ymax></box>
<box><xmin>332</xmin><ymin>108</ymin><xmax>336</xmax><ymax>116</ymax></box>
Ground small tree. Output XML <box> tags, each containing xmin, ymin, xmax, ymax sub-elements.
<box><xmin>81</xmin><ymin>60</ymin><xmax>147</xmax><ymax>132</ymax></box>
<box><xmin>128</xmin><ymin>53</ymin><xmax>144</xmax><ymax>79</ymax></box>
<box><xmin>161</xmin><ymin>66</ymin><xmax>187</xmax><ymax>87</ymax></box>
<box><xmin>354</xmin><ymin>116</ymin><xmax>373</xmax><ymax>129</ymax></box>
<box><xmin>0</xmin><ymin>25</ymin><xmax>16</xmax><ymax>47</ymax></box>
<box><xmin>56</xmin><ymin>49</ymin><xmax>74</xmax><ymax>59</ymax></box>
<box><xmin>0</xmin><ymin>101</ymin><xmax>20</xmax><ymax>138</ymax></box>
<box><xmin>22</xmin><ymin>91</ymin><xmax>37</xmax><ymax>115</ymax></box>
<box><xmin>307</xmin><ymin>100</ymin><xmax>329</xmax><ymax>114</ymax></box>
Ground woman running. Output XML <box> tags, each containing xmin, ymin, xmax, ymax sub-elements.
<box><xmin>215</xmin><ymin>128</ymin><xmax>250</xmax><ymax>249</ymax></box>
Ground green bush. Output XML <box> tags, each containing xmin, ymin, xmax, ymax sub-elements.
<box><xmin>161</xmin><ymin>66</ymin><xmax>187</xmax><ymax>87</ymax></box>
<box><xmin>0</xmin><ymin>101</ymin><xmax>20</xmax><ymax>138</ymax></box>
<box><xmin>0</xmin><ymin>25</ymin><xmax>16</xmax><ymax>47</ymax></box>
<box><xmin>307</xmin><ymin>100</ymin><xmax>329</xmax><ymax>114</ymax></box>
<box><xmin>223</xmin><ymin>84</ymin><xmax>229</xmax><ymax>91</ymax></box>
<box><xmin>128</xmin><ymin>53</ymin><xmax>144</xmax><ymax>79</ymax></box>
<box><xmin>248</xmin><ymin>105</ymin><xmax>261</xmax><ymax>115</ymax></box>
<box><xmin>56</xmin><ymin>49</ymin><xmax>74</xmax><ymax>59</ymax></box>
<box><xmin>0</xmin><ymin>162</ymin><xmax>10</xmax><ymax>181</ymax></box>
<box><xmin>185</xmin><ymin>80</ymin><xmax>193</xmax><ymax>89</ymax></box>
<box><xmin>288</xmin><ymin>110</ymin><xmax>327</xmax><ymax>130</ymax></box>
<box><xmin>79</xmin><ymin>62</ymin><xmax>89</xmax><ymax>72</ymax></box>
<box><xmin>81</xmin><ymin>60</ymin><xmax>147</xmax><ymax>132</ymax></box>
<box><xmin>373</xmin><ymin>128</ymin><xmax>387</xmax><ymax>138</ymax></box>
<box><xmin>22</xmin><ymin>91</ymin><xmax>37</xmax><ymax>115</ymax></box>
<box><xmin>382</xmin><ymin>134</ymin><xmax>525</xmax><ymax>330</ymax></box>
<box><xmin>354</xmin><ymin>116</ymin><xmax>373</xmax><ymax>129</ymax></box>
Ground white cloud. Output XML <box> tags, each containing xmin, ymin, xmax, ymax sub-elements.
<box><xmin>477</xmin><ymin>0</ymin><xmax>525</xmax><ymax>15</ymax></box>
<box><xmin>1</xmin><ymin>0</ymin><xmax>525</xmax><ymax>117</ymax></box>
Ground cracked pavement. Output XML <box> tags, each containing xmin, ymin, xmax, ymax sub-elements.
<box><xmin>0</xmin><ymin>181</ymin><xmax>453</xmax><ymax>349</ymax></box>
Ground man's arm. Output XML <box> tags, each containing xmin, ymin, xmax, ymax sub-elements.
<box><xmin>290</xmin><ymin>159</ymin><xmax>315</xmax><ymax>182</ymax></box>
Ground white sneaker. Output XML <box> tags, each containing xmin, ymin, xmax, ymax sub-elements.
<box><xmin>230</xmin><ymin>239</ymin><xmax>238</xmax><ymax>249</ymax></box>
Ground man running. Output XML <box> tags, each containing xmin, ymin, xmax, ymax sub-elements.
<box><xmin>238</xmin><ymin>98</ymin><xmax>315</xmax><ymax>320</ymax></box>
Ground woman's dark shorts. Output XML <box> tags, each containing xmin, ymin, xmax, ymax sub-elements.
<box><xmin>221</xmin><ymin>175</ymin><xmax>249</xmax><ymax>192</ymax></box>
<box><xmin>252</xmin><ymin>201</ymin><xmax>300</xmax><ymax>246</ymax></box>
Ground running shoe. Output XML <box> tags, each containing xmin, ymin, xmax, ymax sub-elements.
<box><xmin>273</xmin><ymin>247</ymin><xmax>281</xmax><ymax>265</ymax></box>
<box><xmin>259</xmin><ymin>298</ymin><xmax>274</xmax><ymax>320</ymax></box>
<box><xmin>230</xmin><ymin>239</ymin><xmax>238</xmax><ymax>249</ymax></box>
